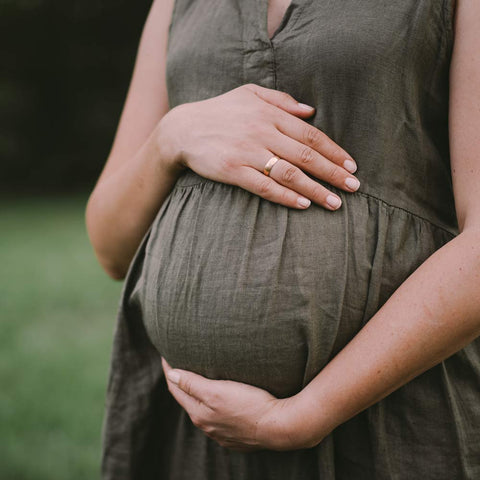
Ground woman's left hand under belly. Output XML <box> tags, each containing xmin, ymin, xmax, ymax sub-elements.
<box><xmin>162</xmin><ymin>357</ymin><xmax>323</xmax><ymax>452</ymax></box>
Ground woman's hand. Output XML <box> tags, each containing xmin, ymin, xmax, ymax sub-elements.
<box><xmin>156</xmin><ymin>83</ymin><xmax>359</xmax><ymax>211</ymax></box>
<box><xmin>162</xmin><ymin>358</ymin><xmax>321</xmax><ymax>452</ymax></box>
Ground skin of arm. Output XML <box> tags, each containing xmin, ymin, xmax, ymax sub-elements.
<box><xmin>85</xmin><ymin>0</ymin><xmax>180</xmax><ymax>280</ymax></box>
<box><xmin>162</xmin><ymin>0</ymin><xmax>480</xmax><ymax>452</ymax></box>
<box><xmin>290</xmin><ymin>0</ymin><xmax>480</xmax><ymax>447</ymax></box>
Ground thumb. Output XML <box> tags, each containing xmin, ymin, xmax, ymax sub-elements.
<box><xmin>243</xmin><ymin>83</ymin><xmax>316</xmax><ymax>117</ymax></box>
<box><xmin>163</xmin><ymin>361</ymin><xmax>211</xmax><ymax>402</ymax></box>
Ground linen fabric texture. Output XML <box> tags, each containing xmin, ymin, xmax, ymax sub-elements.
<box><xmin>101</xmin><ymin>0</ymin><xmax>480</xmax><ymax>478</ymax></box>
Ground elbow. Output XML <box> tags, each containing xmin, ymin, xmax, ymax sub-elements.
<box><xmin>90</xmin><ymin>246</ymin><xmax>130</xmax><ymax>281</ymax></box>
<box><xmin>85</xmin><ymin>195</ymin><xmax>130</xmax><ymax>281</ymax></box>
<box><xmin>92</xmin><ymin>242</ymin><xmax>131</xmax><ymax>281</ymax></box>
<box><xmin>94</xmin><ymin>247</ymin><xmax>130</xmax><ymax>281</ymax></box>
<box><xmin>103</xmin><ymin>263</ymin><xmax>128</xmax><ymax>281</ymax></box>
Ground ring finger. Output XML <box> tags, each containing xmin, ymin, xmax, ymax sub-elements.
<box><xmin>253</xmin><ymin>152</ymin><xmax>343</xmax><ymax>211</ymax></box>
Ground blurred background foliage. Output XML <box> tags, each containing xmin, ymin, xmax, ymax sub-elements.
<box><xmin>1</xmin><ymin>0</ymin><xmax>154</xmax><ymax>477</ymax></box>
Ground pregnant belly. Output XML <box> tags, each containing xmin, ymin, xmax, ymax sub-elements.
<box><xmin>141</xmin><ymin>177</ymin><xmax>383</xmax><ymax>397</ymax></box>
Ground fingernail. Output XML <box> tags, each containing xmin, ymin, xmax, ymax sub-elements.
<box><xmin>298</xmin><ymin>102</ymin><xmax>315</xmax><ymax>111</ymax></box>
<box><xmin>167</xmin><ymin>370</ymin><xmax>181</xmax><ymax>384</ymax></box>
<box><xmin>297</xmin><ymin>197</ymin><xmax>311</xmax><ymax>208</ymax></box>
<box><xmin>345</xmin><ymin>177</ymin><xmax>360</xmax><ymax>191</ymax></box>
<box><xmin>343</xmin><ymin>159</ymin><xmax>357</xmax><ymax>173</ymax></box>
<box><xmin>326</xmin><ymin>195</ymin><xmax>341</xmax><ymax>209</ymax></box>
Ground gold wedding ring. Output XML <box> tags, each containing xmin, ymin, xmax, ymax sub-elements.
<box><xmin>263</xmin><ymin>156</ymin><xmax>280</xmax><ymax>176</ymax></box>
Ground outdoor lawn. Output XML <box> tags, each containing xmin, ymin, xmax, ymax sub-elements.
<box><xmin>0</xmin><ymin>195</ymin><xmax>123</xmax><ymax>479</ymax></box>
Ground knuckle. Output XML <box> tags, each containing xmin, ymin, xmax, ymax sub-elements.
<box><xmin>331</xmin><ymin>146</ymin><xmax>345</xmax><ymax>161</ymax></box>
<box><xmin>238</xmin><ymin>83</ymin><xmax>255</xmax><ymax>97</ymax></box>
<box><xmin>254</xmin><ymin>103</ymin><xmax>275</xmax><ymax>122</ymax></box>
<box><xmin>281</xmin><ymin>165</ymin><xmax>298</xmax><ymax>184</ymax></box>
<box><xmin>202</xmin><ymin>424</ymin><xmax>215</xmax><ymax>435</ymax></box>
<box><xmin>243</xmin><ymin>82</ymin><xmax>257</xmax><ymax>91</ymax></box>
<box><xmin>278</xmin><ymin>90</ymin><xmax>293</xmax><ymax>103</ymax></box>
<box><xmin>298</xmin><ymin>146</ymin><xmax>315</xmax><ymax>168</ymax></box>
<box><xmin>326</xmin><ymin>165</ymin><xmax>344</xmax><ymax>184</ymax></box>
<box><xmin>311</xmin><ymin>184</ymin><xmax>326</xmax><ymax>202</ymax></box>
<box><xmin>207</xmin><ymin>390</ymin><xmax>221</xmax><ymax>407</ymax></box>
<box><xmin>257</xmin><ymin>178</ymin><xmax>272</xmax><ymax>197</ymax></box>
<box><xmin>202</xmin><ymin>397</ymin><xmax>215</xmax><ymax>414</ymax></box>
<box><xmin>219</xmin><ymin>155</ymin><xmax>234</xmax><ymax>172</ymax></box>
<box><xmin>278</xmin><ymin>188</ymin><xmax>294</xmax><ymax>206</ymax></box>
<box><xmin>304</xmin><ymin>126</ymin><xmax>324</xmax><ymax>148</ymax></box>
<box><xmin>237</xmin><ymin>84</ymin><xmax>259</xmax><ymax>104</ymax></box>
<box><xmin>218</xmin><ymin>154</ymin><xmax>240</xmax><ymax>178</ymax></box>
<box><xmin>190</xmin><ymin>414</ymin><xmax>204</xmax><ymax>429</ymax></box>
<box><xmin>183</xmin><ymin>379</ymin><xmax>193</xmax><ymax>396</ymax></box>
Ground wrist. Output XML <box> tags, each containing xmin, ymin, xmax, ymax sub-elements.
<box><xmin>261</xmin><ymin>395</ymin><xmax>325</xmax><ymax>451</ymax></box>
<box><xmin>154</xmin><ymin>108</ymin><xmax>187</xmax><ymax>176</ymax></box>
<box><xmin>284</xmin><ymin>389</ymin><xmax>335</xmax><ymax>449</ymax></box>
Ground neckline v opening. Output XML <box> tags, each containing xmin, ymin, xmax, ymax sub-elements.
<box><xmin>264</xmin><ymin>0</ymin><xmax>297</xmax><ymax>43</ymax></box>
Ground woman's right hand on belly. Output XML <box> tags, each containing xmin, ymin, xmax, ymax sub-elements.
<box><xmin>157</xmin><ymin>83</ymin><xmax>359</xmax><ymax>210</ymax></box>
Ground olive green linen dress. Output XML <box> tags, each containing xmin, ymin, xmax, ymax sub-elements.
<box><xmin>101</xmin><ymin>1</ymin><xmax>480</xmax><ymax>478</ymax></box>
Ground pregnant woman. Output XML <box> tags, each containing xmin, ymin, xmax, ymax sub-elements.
<box><xmin>86</xmin><ymin>0</ymin><xmax>480</xmax><ymax>478</ymax></box>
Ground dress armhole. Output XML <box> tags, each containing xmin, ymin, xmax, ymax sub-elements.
<box><xmin>443</xmin><ymin>0</ymin><xmax>455</xmax><ymax>45</ymax></box>
<box><xmin>167</xmin><ymin>0</ymin><xmax>181</xmax><ymax>52</ymax></box>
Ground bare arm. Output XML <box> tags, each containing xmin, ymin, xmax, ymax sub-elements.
<box><xmin>85</xmin><ymin>0</ymin><xmax>179</xmax><ymax>280</ymax></box>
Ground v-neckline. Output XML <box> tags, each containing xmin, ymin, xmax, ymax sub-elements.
<box><xmin>262</xmin><ymin>0</ymin><xmax>300</xmax><ymax>43</ymax></box>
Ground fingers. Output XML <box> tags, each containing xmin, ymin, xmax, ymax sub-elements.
<box><xmin>242</xmin><ymin>83</ymin><xmax>356</xmax><ymax>174</ymax></box>
<box><xmin>162</xmin><ymin>360</ymin><xmax>242</xmax><ymax>450</ymax></box>
<box><xmin>254</xmin><ymin>157</ymin><xmax>343</xmax><ymax>210</ymax></box>
<box><xmin>242</xmin><ymin>83</ymin><xmax>316</xmax><ymax>119</ymax></box>
<box><xmin>241</xmin><ymin>83</ymin><xmax>359</xmax><ymax>210</ymax></box>
<box><xmin>166</xmin><ymin>376</ymin><xmax>204</xmax><ymax>413</ymax></box>
<box><xmin>273</xmin><ymin>109</ymin><xmax>357</xmax><ymax>173</ymax></box>
<box><xmin>162</xmin><ymin>357</ymin><xmax>212</xmax><ymax>403</ymax></box>
<box><xmin>232</xmin><ymin>166</ymin><xmax>313</xmax><ymax>210</ymax></box>
<box><xmin>263</xmin><ymin>132</ymin><xmax>360</xmax><ymax>194</ymax></box>
<box><xmin>162</xmin><ymin>358</ymin><xmax>216</xmax><ymax>427</ymax></box>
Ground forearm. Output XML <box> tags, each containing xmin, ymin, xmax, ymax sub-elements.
<box><xmin>85</xmin><ymin>124</ymin><xmax>183</xmax><ymax>280</ymax></box>
<box><xmin>292</xmin><ymin>228</ymin><xmax>480</xmax><ymax>447</ymax></box>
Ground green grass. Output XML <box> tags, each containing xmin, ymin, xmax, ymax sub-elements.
<box><xmin>0</xmin><ymin>195</ymin><xmax>123</xmax><ymax>480</ymax></box>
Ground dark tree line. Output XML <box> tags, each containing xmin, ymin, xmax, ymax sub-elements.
<box><xmin>1</xmin><ymin>0</ymin><xmax>152</xmax><ymax>194</ymax></box>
